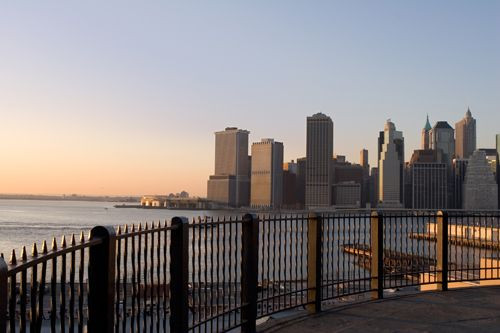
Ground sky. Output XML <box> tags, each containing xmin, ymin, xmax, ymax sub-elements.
<box><xmin>0</xmin><ymin>1</ymin><xmax>499</xmax><ymax>197</ymax></box>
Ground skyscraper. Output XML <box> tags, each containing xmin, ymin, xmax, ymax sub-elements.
<box><xmin>497</xmin><ymin>134</ymin><xmax>500</xmax><ymax>208</ymax></box>
<box><xmin>369</xmin><ymin>167</ymin><xmax>379</xmax><ymax>208</ymax></box>
<box><xmin>455</xmin><ymin>108</ymin><xmax>476</xmax><ymax>159</ymax></box>
<box><xmin>332</xmin><ymin>158</ymin><xmax>364</xmax><ymax>207</ymax></box>
<box><xmin>250</xmin><ymin>139</ymin><xmax>284</xmax><ymax>208</ymax></box>
<box><xmin>306</xmin><ymin>113</ymin><xmax>333</xmax><ymax>208</ymax></box>
<box><xmin>207</xmin><ymin>127</ymin><xmax>250</xmax><ymax>207</ymax></box>
<box><xmin>463</xmin><ymin>150</ymin><xmax>498</xmax><ymax>210</ymax></box>
<box><xmin>410</xmin><ymin>149</ymin><xmax>447</xmax><ymax>209</ymax></box>
<box><xmin>453</xmin><ymin>158</ymin><xmax>468</xmax><ymax>209</ymax></box>
<box><xmin>360</xmin><ymin>149</ymin><xmax>369</xmax><ymax>171</ymax></box>
<box><xmin>378</xmin><ymin>120</ymin><xmax>404</xmax><ymax>208</ymax></box>
<box><xmin>429</xmin><ymin>121</ymin><xmax>455</xmax><ymax>164</ymax></box>
<box><xmin>421</xmin><ymin>115</ymin><xmax>432</xmax><ymax>150</ymax></box>
<box><xmin>296</xmin><ymin>157</ymin><xmax>307</xmax><ymax>208</ymax></box>
<box><xmin>360</xmin><ymin>149</ymin><xmax>370</xmax><ymax>208</ymax></box>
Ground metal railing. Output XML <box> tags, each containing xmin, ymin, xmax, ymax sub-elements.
<box><xmin>1</xmin><ymin>210</ymin><xmax>500</xmax><ymax>332</ymax></box>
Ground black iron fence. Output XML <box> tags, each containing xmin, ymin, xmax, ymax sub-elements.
<box><xmin>1</xmin><ymin>210</ymin><xmax>500</xmax><ymax>332</ymax></box>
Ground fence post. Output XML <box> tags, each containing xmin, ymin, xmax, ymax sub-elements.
<box><xmin>437</xmin><ymin>211</ymin><xmax>448</xmax><ymax>291</ymax></box>
<box><xmin>306</xmin><ymin>212</ymin><xmax>322</xmax><ymax>313</ymax></box>
<box><xmin>170</xmin><ymin>217</ymin><xmax>189</xmax><ymax>333</ymax></box>
<box><xmin>241</xmin><ymin>213</ymin><xmax>259</xmax><ymax>333</ymax></box>
<box><xmin>0</xmin><ymin>257</ymin><xmax>7</xmax><ymax>333</ymax></box>
<box><xmin>371</xmin><ymin>211</ymin><xmax>384</xmax><ymax>299</ymax></box>
<box><xmin>88</xmin><ymin>226</ymin><xmax>116</xmax><ymax>333</ymax></box>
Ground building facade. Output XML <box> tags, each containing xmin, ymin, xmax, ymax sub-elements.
<box><xmin>455</xmin><ymin>108</ymin><xmax>476</xmax><ymax>159</ymax></box>
<box><xmin>453</xmin><ymin>158</ymin><xmax>468</xmax><ymax>209</ymax></box>
<box><xmin>429</xmin><ymin>121</ymin><xmax>455</xmax><ymax>164</ymax></box>
<box><xmin>305</xmin><ymin>113</ymin><xmax>334</xmax><ymax>208</ymax></box>
<box><xmin>296</xmin><ymin>157</ymin><xmax>307</xmax><ymax>208</ymax></box>
<box><xmin>250</xmin><ymin>139</ymin><xmax>284</xmax><ymax>208</ymax></box>
<box><xmin>463</xmin><ymin>150</ymin><xmax>498</xmax><ymax>210</ymax></box>
<box><xmin>360</xmin><ymin>149</ymin><xmax>370</xmax><ymax>208</ymax></box>
<box><xmin>497</xmin><ymin>134</ymin><xmax>500</xmax><ymax>208</ymax></box>
<box><xmin>369</xmin><ymin>167</ymin><xmax>379</xmax><ymax>208</ymax></box>
<box><xmin>332</xmin><ymin>181</ymin><xmax>361</xmax><ymax>208</ymax></box>
<box><xmin>332</xmin><ymin>159</ymin><xmax>365</xmax><ymax>207</ymax></box>
<box><xmin>378</xmin><ymin>120</ymin><xmax>404</xmax><ymax>208</ymax></box>
<box><xmin>207</xmin><ymin>127</ymin><xmax>250</xmax><ymax>207</ymax></box>
<box><xmin>410</xmin><ymin>149</ymin><xmax>447</xmax><ymax>209</ymax></box>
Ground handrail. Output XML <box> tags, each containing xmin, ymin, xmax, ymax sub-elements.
<box><xmin>6</xmin><ymin>238</ymin><xmax>102</xmax><ymax>276</ymax></box>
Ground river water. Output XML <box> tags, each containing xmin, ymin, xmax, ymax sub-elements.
<box><xmin>0</xmin><ymin>199</ymin><xmax>230</xmax><ymax>257</ymax></box>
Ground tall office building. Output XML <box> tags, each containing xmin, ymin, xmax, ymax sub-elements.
<box><xmin>207</xmin><ymin>127</ymin><xmax>250</xmax><ymax>207</ymax></box>
<box><xmin>429</xmin><ymin>121</ymin><xmax>455</xmax><ymax>164</ymax></box>
<box><xmin>306</xmin><ymin>113</ymin><xmax>334</xmax><ymax>208</ymax></box>
<box><xmin>369</xmin><ymin>167</ymin><xmax>379</xmax><ymax>208</ymax></box>
<box><xmin>410</xmin><ymin>149</ymin><xmax>447</xmax><ymax>209</ymax></box>
<box><xmin>332</xmin><ymin>158</ymin><xmax>365</xmax><ymax>207</ymax></box>
<box><xmin>478</xmin><ymin>148</ymin><xmax>498</xmax><ymax>174</ymax></box>
<box><xmin>497</xmin><ymin>134</ymin><xmax>500</xmax><ymax>208</ymax></box>
<box><xmin>296</xmin><ymin>157</ymin><xmax>307</xmax><ymax>208</ymax></box>
<box><xmin>463</xmin><ymin>150</ymin><xmax>498</xmax><ymax>210</ymax></box>
<box><xmin>421</xmin><ymin>115</ymin><xmax>432</xmax><ymax>150</ymax></box>
<box><xmin>455</xmin><ymin>108</ymin><xmax>476</xmax><ymax>159</ymax></box>
<box><xmin>360</xmin><ymin>149</ymin><xmax>370</xmax><ymax>207</ymax></box>
<box><xmin>360</xmin><ymin>149</ymin><xmax>369</xmax><ymax>172</ymax></box>
<box><xmin>250</xmin><ymin>139</ymin><xmax>283</xmax><ymax>208</ymax></box>
<box><xmin>453</xmin><ymin>158</ymin><xmax>468</xmax><ymax>209</ymax></box>
<box><xmin>378</xmin><ymin>120</ymin><xmax>404</xmax><ymax>207</ymax></box>
<box><xmin>332</xmin><ymin>181</ymin><xmax>361</xmax><ymax>208</ymax></box>
<box><xmin>378</xmin><ymin>124</ymin><xmax>405</xmax><ymax>205</ymax></box>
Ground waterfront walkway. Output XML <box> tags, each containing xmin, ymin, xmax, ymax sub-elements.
<box><xmin>259</xmin><ymin>286</ymin><xmax>500</xmax><ymax>332</ymax></box>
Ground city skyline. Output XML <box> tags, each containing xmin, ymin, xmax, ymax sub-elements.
<box><xmin>1</xmin><ymin>1</ymin><xmax>499</xmax><ymax>197</ymax></box>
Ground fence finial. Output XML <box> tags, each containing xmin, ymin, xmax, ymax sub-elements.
<box><xmin>124</xmin><ymin>224</ymin><xmax>128</xmax><ymax>233</ymax></box>
<box><xmin>117</xmin><ymin>225</ymin><xmax>122</xmax><ymax>235</ymax></box>
<box><xmin>80</xmin><ymin>231</ymin><xmax>85</xmax><ymax>243</ymax></box>
<box><xmin>21</xmin><ymin>246</ymin><xmax>27</xmax><ymax>261</ymax></box>
<box><xmin>42</xmin><ymin>240</ymin><xmax>48</xmax><ymax>254</ymax></box>
<box><xmin>32</xmin><ymin>243</ymin><xmax>38</xmax><ymax>257</ymax></box>
<box><xmin>71</xmin><ymin>234</ymin><xmax>76</xmax><ymax>246</ymax></box>
<box><xmin>10</xmin><ymin>249</ymin><xmax>17</xmax><ymax>265</ymax></box>
<box><xmin>51</xmin><ymin>237</ymin><xmax>57</xmax><ymax>251</ymax></box>
<box><xmin>61</xmin><ymin>235</ymin><xmax>67</xmax><ymax>248</ymax></box>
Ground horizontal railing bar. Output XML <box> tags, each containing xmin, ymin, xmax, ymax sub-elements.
<box><xmin>115</xmin><ymin>225</ymin><xmax>175</xmax><ymax>239</ymax></box>
<box><xmin>256</xmin><ymin>300</ymin><xmax>315</xmax><ymax>319</ymax></box>
<box><xmin>7</xmin><ymin>238</ymin><xmax>103</xmax><ymax>276</ymax></box>
<box><xmin>188</xmin><ymin>220</ymin><xmax>245</xmax><ymax>227</ymax></box>
<box><xmin>189</xmin><ymin>306</ymin><xmax>244</xmax><ymax>329</ymax></box>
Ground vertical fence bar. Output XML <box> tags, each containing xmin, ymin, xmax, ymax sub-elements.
<box><xmin>241</xmin><ymin>213</ymin><xmax>259</xmax><ymax>333</ymax></box>
<box><xmin>170</xmin><ymin>217</ymin><xmax>189</xmax><ymax>333</ymax></box>
<box><xmin>437</xmin><ymin>211</ymin><xmax>448</xmax><ymax>291</ymax></box>
<box><xmin>0</xmin><ymin>257</ymin><xmax>7</xmax><ymax>333</ymax></box>
<box><xmin>88</xmin><ymin>226</ymin><xmax>117</xmax><ymax>332</ymax></box>
<box><xmin>371</xmin><ymin>211</ymin><xmax>383</xmax><ymax>299</ymax></box>
<box><xmin>306</xmin><ymin>212</ymin><xmax>322</xmax><ymax>313</ymax></box>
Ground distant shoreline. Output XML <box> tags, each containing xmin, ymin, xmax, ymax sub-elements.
<box><xmin>0</xmin><ymin>194</ymin><xmax>140</xmax><ymax>203</ymax></box>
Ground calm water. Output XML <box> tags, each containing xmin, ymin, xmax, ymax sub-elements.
<box><xmin>0</xmin><ymin>199</ymin><xmax>231</xmax><ymax>257</ymax></box>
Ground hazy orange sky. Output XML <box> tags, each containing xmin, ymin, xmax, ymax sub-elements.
<box><xmin>1</xmin><ymin>2</ymin><xmax>499</xmax><ymax>197</ymax></box>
